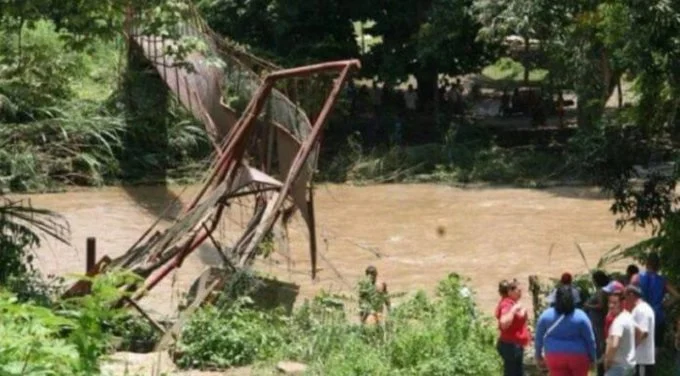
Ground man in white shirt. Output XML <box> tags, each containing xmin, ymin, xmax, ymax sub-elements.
<box><xmin>625</xmin><ymin>285</ymin><xmax>655</xmax><ymax>376</ymax></box>
<box><xmin>605</xmin><ymin>291</ymin><xmax>636</xmax><ymax>376</ymax></box>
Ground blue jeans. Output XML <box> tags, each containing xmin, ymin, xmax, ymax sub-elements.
<box><xmin>605</xmin><ymin>365</ymin><xmax>634</xmax><ymax>376</ymax></box>
<box><xmin>497</xmin><ymin>340</ymin><xmax>524</xmax><ymax>376</ymax></box>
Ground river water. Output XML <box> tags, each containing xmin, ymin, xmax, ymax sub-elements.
<box><xmin>15</xmin><ymin>183</ymin><xmax>648</xmax><ymax>318</ymax></box>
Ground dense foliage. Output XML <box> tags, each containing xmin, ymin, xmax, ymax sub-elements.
<box><xmin>176</xmin><ymin>274</ymin><xmax>501</xmax><ymax>375</ymax></box>
<box><xmin>0</xmin><ymin>273</ymin><xmax>135</xmax><ymax>375</ymax></box>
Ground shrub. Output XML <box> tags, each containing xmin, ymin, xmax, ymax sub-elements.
<box><xmin>0</xmin><ymin>273</ymin><xmax>131</xmax><ymax>375</ymax></box>
<box><xmin>175</xmin><ymin>297</ymin><xmax>290</xmax><ymax>369</ymax></box>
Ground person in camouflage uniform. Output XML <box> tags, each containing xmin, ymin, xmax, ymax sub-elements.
<box><xmin>359</xmin><ymin>265</ymin><xmax>390</xmax><ymax>324</ymax></box>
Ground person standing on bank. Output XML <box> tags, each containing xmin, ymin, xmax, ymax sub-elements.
<box><xmin>625</xmin><ymin>285</ymin><xmax>655</xmax><ymax>376</ymax></box>
<box><xmin>633</xmin><ymin>252</ymin><xmax>679</xmax><ymax>351</ymax></box>
<box><xmin>535</xmin><ymin>285</ymin><xmax>597</xmax><ymax>376</ymax></box>
<box><xmin>496</xmin><ymin>279</ymin><xmax>531</xmax><ymax>376</ymax></box>
<box><xmin>358</xmin><ymin>266</ymin><xmax>390</xmax><ymax>324</ymax></box>
<box><xmin>604</xmin><ymin>290</ymin><xmax>636</xmax><ymax>376</ymax></box>
<box><xmin>584</xmin><ymin>271</ymin><xmax>612</xmax><ymax>376</ymax></box>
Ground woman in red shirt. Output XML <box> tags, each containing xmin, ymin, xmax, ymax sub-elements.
<box><xmin>496</xmin><ymin>278</ymin><xmax>531</xmax><ymax>376</ymax></box>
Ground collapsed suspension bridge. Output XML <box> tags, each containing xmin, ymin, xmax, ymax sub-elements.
<box><xmin>65</xmin><ymin>0</ymin><xmax>360</xmax><ymax>347</ymax></box>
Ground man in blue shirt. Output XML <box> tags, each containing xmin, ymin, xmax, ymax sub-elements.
<box><xmin>634</xmin><ymin>252</ymin><xmax>679</xmax><ymax>349</ymax></box>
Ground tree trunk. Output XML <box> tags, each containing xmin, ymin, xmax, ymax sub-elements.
<box><xmin>576</xmin><ymin>46</ymin><xmax>619</xmax><ymax>128</ymax></box>
<box><xmin>667</xmin><ymin>72</ymin><xmax>680</xmax><ymax>140</ymax></box>
<box><xmin>523</xmin><ymin>35</ymin><xmax>530</xmax><ymax>85</ymax></box>
<box><xmin>617</xmin><ymin>78</ymin><xmax>623</xmax><ymax>108</ymax></box>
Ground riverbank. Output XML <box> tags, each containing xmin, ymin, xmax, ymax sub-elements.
<box><xmin>3</xmin><ymin>137</ymin><xmax>583</xmax><ymax>195</ymax></box>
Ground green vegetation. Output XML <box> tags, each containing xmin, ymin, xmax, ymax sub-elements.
<box><xmin>176</xmin><ymin>274</ymin><xmax>500</xmax><ymax>375</ymax></box>
<box><xmin>319</xmin><ymin>125</ymin><xmax>569</xmax><ymax>186</ymax></box>
<box><xmin>0</xmin><ymin>0</ymin><xmax>679</xmax><ymax>196</ymax></box>
<box><xmin>0</xmin><ymin>2</ymin><xmax>211</xmax><ymax>193</ymax></box>
<box><xmin>481</xmin><ymin>58</ymin><xmax>548</xmax><ymax>84</ymax></box>
<box><xmin>0</xmin><ymin>196</ymin><xmax>158</xmax><ymax>374</ymax></box>
<box><xmin>0</xmin><ymin>273</ymin><xmax>149</xmax><ymax>375</ymax></box>
<box><xmin>0</xmin><ymin>21</ymin><xmax>210</xmax><ymax>192</ymax></box>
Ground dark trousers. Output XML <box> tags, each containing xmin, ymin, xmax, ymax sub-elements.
<box><xmin>635</xmin><ymin>364</ymin><xmax>655</xmax><ymax>376</ymax></box>
<box><xmin>497</xmin><ymin>340</ymin><xmax>525</xmax><ymax>376</ymax></box>
<box><xmin>597</xmin><ymin>363</ymin><xmax>605</xmax><ymax>376</ymax></box>
<box><xmin>596</xmin><ymin>337</ymin><xmax>606</xmax><ymax>376</ymax></box>
<box><xmin>654</xmin><ymin>320</ymin><xmax>666</xmax><ymax>348</ymax></box>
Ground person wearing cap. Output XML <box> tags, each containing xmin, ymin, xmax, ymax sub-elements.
<box><xmin>634</xmin><ymin>252</ymin><xmax>679</xmax><ymax>349</ymax></box>
<box><xmin>496</xmin><ymin>278</ymin><xmax>531</xmax><ymax>376</ymax></box>
<box><xmin>547</xmin><ymin>272</ymin><xmax>582</xmax><ymax>307</ymax></box>
<box><xmin>604</xmin><ymin>284</ymin><xmax>636</xmax><ymax>375</ymax></box>
<box><xmin>624</xmin><ymin>284</ymin><xmax>655</xmax><ymax>376</ymax></box>
<box><xmin>358</xmin><ymin>265</ymin><xmax>390</xmax><ymax>324</ymax></box>
<box><xmin>603</xmin><ymin>281</ymin><xmax>626</xmax><ymax>338</ymax></box>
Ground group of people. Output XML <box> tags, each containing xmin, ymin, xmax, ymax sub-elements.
<box><xmin>496</xmin><ymin>252</ymin><xmax>679</xmax><ymax>376</ymax></box>
<box><xmin>498</xmin><ymin>87</ymin><xmax>566</xmax><ymax>128</ymax></box>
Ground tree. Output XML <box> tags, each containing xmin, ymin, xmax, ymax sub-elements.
<box><xmin>474</xmin><ymin>0</ymin><xmax>560</xmax><ymax>84</ymax></box>
<box><xmin>613</xmin><ymin>0</ymin><xmax>680</xmax><ymax>136</ymax></box>
<box><xmin>558</xmin><ymin>1</ymin><xmax>680</xmax><ymax>288</ymax></box>
<box><xmin>197</xmin><ymin>0</ymin><xmax>362</xmax><ymax>66</ymax></box>
<box><xmin>366</xmin><ymin>0</ymin><xmax>495</xmax><ymax>103</ymax></box>
<box><xmin>475</xmin><ymin>0</ymin><xmax>628</xmax><ymax>128</ymax></box>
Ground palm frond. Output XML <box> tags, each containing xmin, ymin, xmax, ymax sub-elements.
<box><xmin>0</xmin><ymin>197</ymin><xmax>70</xmax><ymax>245</ymax></box>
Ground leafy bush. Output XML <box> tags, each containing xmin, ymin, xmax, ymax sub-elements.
<box><xmin>175</xmin><ymin>297</ymin><xmax>290</xmax><ymax>369</ymax></box>
<box><xmin>0</xmin><ymin>21</ymin><xmax>85</xmax><ymax>121</ymax></box>
<box><xmin>0</xmin><ymin>293</ymin><xmax>84</xmax><ymax>375</ymax></box>
<box><xmin>0</xmin><ymin>18</ymin><xmax>210</xmax><ymax>192</ymax></box>
<box><xmin>177</xmin><ymin>274</ymin><xmax>501</xmax><ymax>375</ymax></box>
<box><xmin>0</xmin><ymin>273</ymin><xmax>132</xmax><ymax>375</ymax></box>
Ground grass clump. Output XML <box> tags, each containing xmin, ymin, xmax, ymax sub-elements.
<box><xmin>482</xmin><ymin>57</ymin><xmax>548</xmax><ymax>83</ymax></box>
<box><xmin>176</xmin><ymin>273</ymin><xmax>501</xmax><ymax>375</ymax></box>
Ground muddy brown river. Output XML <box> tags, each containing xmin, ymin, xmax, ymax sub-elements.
<box><xmin>15</xmin><ymin>184</ymin><xmax>649</xmax><ymax>318</ymax></box>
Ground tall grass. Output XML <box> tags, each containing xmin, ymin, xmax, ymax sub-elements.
<box><xmin>481</xmin><ymin>57</ymin><xmax>548</xmax><ymax>84</ymax></box>
<box><xmin>0</xmin><ymin>102</ymin><xmax>126</xmax><ymax>190</ymax></box>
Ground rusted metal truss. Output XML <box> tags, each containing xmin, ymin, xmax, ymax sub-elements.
<box><xmin>64</xmin><ymin>2</ymin><xmax>360</xmax><ymax>309</ymax></box>
<box><xmin>124</xmin><ymin>59</ymin><xmax>360</xmax><ymax>303</ymax></box>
